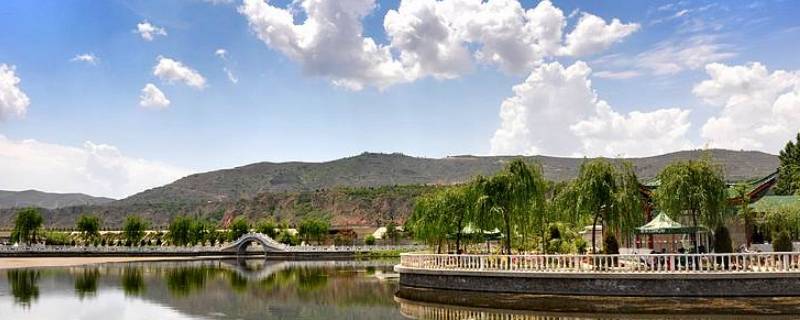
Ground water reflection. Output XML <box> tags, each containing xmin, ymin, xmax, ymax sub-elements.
<box><xmin>395</xmin><ymin>297</ymin><xmax>800</xmax><ymax>320</ymax></box>
<box><xmin>7</xmin><ymin>269</ymin><xmax>40</xmax><ymax>307</ymax></box>
<box><xmin>121</xmin><ymin>267</ymin><xmax>145</xmax><ymax>296</ymax></box>
<box><xmin>6</xmin><ymin>259</ymin><xmax>796</xmax><ymax>319</ymax></box>
<box><xmin>165</xmin><ymin>266</ymin><xmax>214</xmax><ymax>297</ymax></box>
<box><xmin>74</xmin><ymin>268</ymin><xmax>99</xmax><ymax>299</ymax></box>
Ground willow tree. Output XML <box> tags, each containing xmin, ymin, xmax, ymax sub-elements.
<box><xmin>574</xmin><ymin>159</ymin><xmax>643</xmax><ymax>253</ymax></box>
<box><xmin>408</xmin><ymin>190</ymin><xmax>451</xmax><ymax>253</ymax></box>
<box><xmin>13</xmin><ymin>207</ymin><xmax>43</xmax><ymax>245</ymax></box>
<box><xmin>449</xmin><ymin>180</ymin><xmax>488</xmax><ymax>254</ymax></box>
<box><xmin>76</xmin><ymin>215</ymin><xmax>101</xmax><ymax>243</ymax></box>
<box><xmin>654</xmin><ymin>159</ymin><xmax>727</xmax><ymax>251</ymax></box>
<box><xmin>479</xmin><ymin>173</ymin><xmax>514</xmax><ymax>254</ymax></box>
<box><xmin>611</xmin><ymin>162</ymin><xmax>645</xmax><ymax>238</ymax></box>
<box><xmin>506</xmin><ymin>159</ymin><xmax>547</xmax><ymax>252</ymax></box>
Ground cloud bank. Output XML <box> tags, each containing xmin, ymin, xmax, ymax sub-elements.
<box><xmin>0</xmin><ymin>135</ymin><xmax>192</xmax><ymax>199</ymax></box>
<box><xmin>489</xmin><ymin>61</ymin><xmax>692</xmax><ymax>157</ymax></box>
<box><xmin>695</xmin><ymin>62</ymin><xmax>800</xmax><ymax>152</ymax></box>
<box><xmin>239</xmin><ymin>0</ymin><xmax>638</xmax><ymax>90</ymax></box>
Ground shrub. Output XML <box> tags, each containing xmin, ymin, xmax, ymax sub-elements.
<box><xmin>773</xmin><ymin>231</ymin><xmax>793</xmax><ymax>252</ymax></box>
<box><xmin>575</xmin><ymin>238</ymin><xmax>588</xmax><ymax>255</ymax></box>
<box><xmin>603</xmin><ymin>234</ymin><xmax>619</xmax><ymax>255</ymax></box>
<box><xmin>549</xmin><ymin>225</ymin><xmax>561</xmax><ymax>240</ymax></box>
<box><xmin>365</xmin><ymin>235</ymin><xmax>376</xmax><ymax>246</ymax></box>
<box><xmin>276</xmin><ymin>230</ymin><xmax>299</xmax><ymax>246</ymax></box>
<box><xmin>713</xmin><ymin>225</ymin><xmax>733</xmax><ymax>253</ymax></box>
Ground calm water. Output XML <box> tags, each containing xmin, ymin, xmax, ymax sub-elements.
<box><xmin>0</xmin><ymin>259</ymin><xmax>796</xmax><ymax>320</ymax></box>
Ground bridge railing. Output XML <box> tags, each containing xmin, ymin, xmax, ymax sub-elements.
<box><xmin>399</xmin><ymin>252</ymin><xmax>800</xmax><ymax>274</ymax></box>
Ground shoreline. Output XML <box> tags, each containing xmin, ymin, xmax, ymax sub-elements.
<box><xmin>0</xmin><ymin>255</ymin><xmax>233</xmax><ymax>270</ymax></box>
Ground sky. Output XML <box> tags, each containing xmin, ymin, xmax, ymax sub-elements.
<box><xmin>1</xmin><ymin>0</ymin><xmax>800</xmax><ymax>199</ymax></box>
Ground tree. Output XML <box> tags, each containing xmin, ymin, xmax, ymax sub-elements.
<box><xmin>574</xmin><ymin>160</ymin><xmax>643</xmax><ymax>253</ymax></box>
<box><xmin>189</xmin><ymin>219</ymin><xmax>212</xmax><ymax>245</ymax></box>
<box><xmin>385</xmin><ymin>222</ymin><xmax>399</xmax><ymax>245</ymax></box>
<box><xmin>169</xmin><ymin>216</ymin><xmax>192</xmax><ymax>246</ymax></box>
<box><xmin>603</xmin><ymin>234</ymin><xmax>620</xmax><ymax>254</ymax></box>
<box><xmin>654</xmin><ymin>158</ymin><xmax>727</xmax><ymax>251</ymax></box>
<box><xmin>772</xmin><ymin>231</ymin><xmax>793</xmax><ymax>252</ymax></box>
<box><xmin>365</xmin><ymin>235</ymin><xmax>376</xmax><ymax>245</ymax></box>
<box><xmin>506</xmin><ymin>159</ymin><xmax>547</xmax><ymax>253</ymax></box>
<box><xmin>479</xmin><ymin>173</ymin><xmax>514</xmax><ymax>254</ymax></box>
<box><xmin>713</xmin><ymin>225</ymin><xmax>733</xmax><ymax>253</ymax></box>
<box><xmin>407</xmin><ymin>191</ymin><xmax>449</xmax><ymax>253</ymax></box>
<box><xmin>13</xmin><ymin>208</ymin><xmax>43</xmax><ymax>245</ymax></box>
<box><xmin>776</xmin><ymin>132</ymin><xmax>800</xmax><ymax>195</ymax></box>
<box><xmin>76</xmin><ymin>215</ymin><xmax>101</xmax><ymax>243</ymax></box>
<box><xmin>256</xmin><ymin>218</ymin><xmax>278</xmax><ymax>238</ymax></box>
<box><xmin>123</xmin><ymin>216</ymin><xmax>149</xmax><ymax>246</ymax></box>
<box><xmin>298</xmin><ymin>217</ymin><xmax>329</xmax><ymax>245</ymax></box>
<box><xmin>229</xmin><ymin>216</ymin><xmax>250</xmax><ymax>241</ymax></box>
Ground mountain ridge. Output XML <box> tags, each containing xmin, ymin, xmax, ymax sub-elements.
<box><xmin>117</xmin><ymin>149</ymin><xmax>778</xmax><ymax>206</ymax></box>
<box><xmin>0</xmin><ymin>149</ymin><xmax>780</xmax><ymax>228</ymax></box>
<box><xmin>0</xmin><ymin>190</ymin><xmax>114</xmax><ymax>210</ymax></box>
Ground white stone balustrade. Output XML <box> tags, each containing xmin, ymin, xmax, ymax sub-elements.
<box><xmin>399</xmin><ymin>252</ymin><xmax>800</xmax><ymax>274</ymax></box>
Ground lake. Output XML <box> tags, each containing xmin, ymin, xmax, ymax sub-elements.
<box><xmin>0</xmin><ymin>259</ymin><xmax>796</xmax><ymax>320</ymax></box>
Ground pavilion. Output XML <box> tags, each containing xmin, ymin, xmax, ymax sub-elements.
<box><xmin>634</xmin><ymin>212</ymin><xmax>708</xmax><ymax>253</ymax></box>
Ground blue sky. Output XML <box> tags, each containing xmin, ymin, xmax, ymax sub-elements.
<box><xmin>1</xmin><ymin>0</ymin><xmax>799</xmax><ymax>198</ymax></box>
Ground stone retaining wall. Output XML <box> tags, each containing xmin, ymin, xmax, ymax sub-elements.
<box><xmin>396</xmin><ymin>266</ymin><xmax>800</xmax><ymax>297</ymax></box>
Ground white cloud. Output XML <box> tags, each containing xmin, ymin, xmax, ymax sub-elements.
<box><xmin>135</xmin><ymin>21</ymin><xmax>167</xmax><ymax>41</ymax></box>
<box><xmin>0</xmin><ymin>64</ymin><xmax>30</xmax><ymax>121</ymax></box>
<box><xmin>239</xmin><ymin>0</ymin><xmax>409</xmax><ymax>90</ymax></box>
<box><xmin>139</xmin><ymin>83</ymin><xmax>170</xmax><ymax>109</ymax></box>
<box><xmin>593</xmin><ymin>70</ymin><xmax>641</xmax><ymax>80</ymax></box>
<box><xmin>240</xmin><ymin>0</ymin><xmax>637</xmax><ymax>89</ymax></box>
<box><xmin>0</xmin><ymin>135</ymin><xmax>193</xmax><ymax>199</ymax></box>
<box><xmin>153</xmin><ymin>56</ymin><xmax>207</xmax><ymax>89</ymax></box>
<box><xmin>490</xmin><ymin>61</ymin><xmax>692</xmax><ymax>157</ymax></box>
<box><xmin>637</xmin><ymin>35</ymin><xmax>735</xmax><ymax>75</ymax></box>
<box><xmin>694</xmin><ymin>62</ymin><xmax>800</xmax><ymax>152</ymax></box>
<box><xmin>223</xmin><ymin>67</ymin><xmax>239</xmax><ymax>84</ymax></box>
<box><xmin>383</xmin><ymin>0</ymin><xmax>473</xmax><ymax>79</ymax></box>
<box><xmin>70</xmin><ymin>53</ymin><xmax>98</xmax><ymax>65</ymax></box>
<box><xmin>215</xmin><ymin>48</ymin><xmax>227</xmax><ymax>59</ymax></box>
<box><xmin>560</xmin><ymin>13</ymin><xmax>639</xmax><ymax>57</ymax></box>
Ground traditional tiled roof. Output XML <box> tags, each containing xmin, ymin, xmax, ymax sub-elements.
<box><xmin>750</xmin><ymin>195</ymin><xmax>800</xmax><ymax>212</ymax></box>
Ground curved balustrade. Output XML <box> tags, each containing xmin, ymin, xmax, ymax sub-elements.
<box><xmin>399</xmin><ymin>252</ymin><xmax>800</xmax><ymax>274</ymax></box>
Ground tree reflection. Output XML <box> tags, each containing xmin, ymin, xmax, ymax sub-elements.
<box><xmin>7</xmin><ymin>269</ymin><xmax>40</xmax><ymax>307</ymax></box>
<box><xmin>121</xmin><ymin>267</ymin><xmax>146</xmax><ymax>296</ymax></box>
<box><xmin>74</xmin><ymin>268</ymin><xmax>100</xmax><ymax>299</ymax></box>
<box><xmin>166</xmin><ymin>266</ymin><xmax>214</xmax><ymax>297</ymax></box>
<box><xmin>228</xmin><ymin>272</ymin><xmax>249</xmax><ymax>293</ymax></box>
<box><xmin>296</xmin><ymin>267</ymin><xmax>328</xmax><ymax>293</ymax></box>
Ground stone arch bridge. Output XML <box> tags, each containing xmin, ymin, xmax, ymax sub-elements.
<box><xmin>221</xmin><ymin>232</ymin><xmax>288</xmax><ymax>254</ymax></box>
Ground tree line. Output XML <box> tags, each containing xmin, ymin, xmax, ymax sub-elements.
<box><xmin>10</xmin><ymin>209</ymin><xmax>334</xmax><ymax>247</ymax></box>
<box><xmin>406</xmin><ymin>156</ymin><xmax>733</xmax><ymax>255</ymax></box>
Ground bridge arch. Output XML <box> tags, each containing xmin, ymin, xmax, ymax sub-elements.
<box><xmin>222</xmin><ymin>232</ymin><xmax>288</xmax><ymax>255</ymax></box>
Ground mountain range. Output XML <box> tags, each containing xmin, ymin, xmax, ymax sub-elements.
<box><xmin>0</xmin><ymin>149</ymin><xmax>780</xmax><ymax>228</ymax></box>
<box><xmin>0</xmin><ymin>190</ymin><xmax>113</xmax><ymax>210</ymax></box>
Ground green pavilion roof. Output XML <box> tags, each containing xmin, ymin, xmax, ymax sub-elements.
<box><xmin>636</xmin><ymin>212</ymin><xmax>698</xmax><ymax>234</ymax></box>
